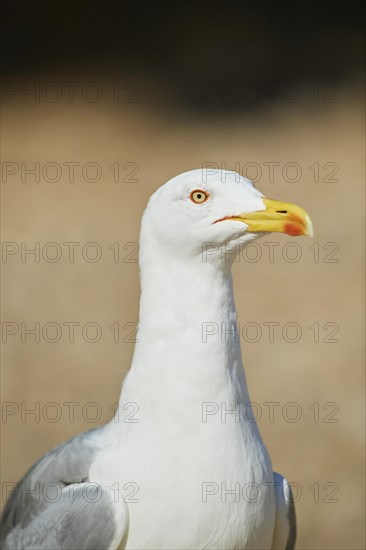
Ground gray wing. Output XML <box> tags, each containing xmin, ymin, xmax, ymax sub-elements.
<box><xmin>271</xmin><ymin>472</ymin><xmax>296</xmax><ymax>550</ymax></box>
<box><xmin>1</xmin><ymin>427</ymin><xmax>128</xmax><ymax>550</ymax></box>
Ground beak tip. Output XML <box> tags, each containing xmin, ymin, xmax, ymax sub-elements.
<box><xmin>306</xmin><ymin>217</ymin><xmax>314</xmax><ymax>238</ymax></box>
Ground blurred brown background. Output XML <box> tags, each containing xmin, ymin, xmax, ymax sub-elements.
<box><xmin>1</xmin><ymin>1</ymin><xmax>365</xmax><ymax>549</ymax></box>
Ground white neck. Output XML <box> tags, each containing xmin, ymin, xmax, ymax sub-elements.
<box><xmin>113</xmin><ymin>236</ymin><xmax>258</xmax><ymax>433</ymax></box>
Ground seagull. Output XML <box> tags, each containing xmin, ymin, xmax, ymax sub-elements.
<box><xmin>1</xmin><ymin>169</ymin><xmax>313</xmax><ymax>550</ymax></box>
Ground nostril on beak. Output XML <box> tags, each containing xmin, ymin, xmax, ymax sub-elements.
<box><xmin>276</xmin><ymin>210</ymin><xmax>287</xmax><ymax>214</ymax></box>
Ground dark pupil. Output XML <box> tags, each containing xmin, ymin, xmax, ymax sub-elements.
<box><xmin>197</xmin><ymin>194</ymin><xmax>201</xmax><ymax>199</ymax></box>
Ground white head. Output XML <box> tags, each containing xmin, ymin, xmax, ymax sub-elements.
<box><xmin>141</xmin><ymin>168</ymin><xmax>313</xmax><ymax>265</ymax></box>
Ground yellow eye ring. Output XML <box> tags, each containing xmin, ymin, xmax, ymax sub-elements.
<box><xmin>190</xmin><ymin>189</ymin><xmax>209</xmax><ymax>204</ymax></box>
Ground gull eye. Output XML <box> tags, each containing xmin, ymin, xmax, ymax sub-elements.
<box><xmin>190</xmin><ymin>189</ymin><xmax>209</xmax><ymax>204</ymax></box>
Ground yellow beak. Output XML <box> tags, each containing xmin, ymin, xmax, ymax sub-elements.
<box><xmin>229</xmin><ymin>198</ymin><xmax>314</xmax><ymax>237</ymax></box>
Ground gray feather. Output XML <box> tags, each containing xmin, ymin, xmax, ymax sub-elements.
<box><xmin>271</xmin><ymin>472</ymin><xmax>297</xmax><ymax>550</ymax></box>
<box><xmin>1</xmin><ymin>426</ymin><xmax>126</xmax><ymax>550</ymax></box>
<box><xmin>285</xmin><ymin>484</ymin><xmax>296</xmax><ymax>550</ymax></box>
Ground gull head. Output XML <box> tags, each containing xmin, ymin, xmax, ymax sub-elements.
<box><xmin>141</xmin><ymin>168</ymin><xmax>313</xmax><ymax>263</ymax></box>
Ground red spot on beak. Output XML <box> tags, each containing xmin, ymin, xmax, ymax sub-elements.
<box><xmin>284</xmin><ymin>222</ymin><xmax>303</xmax><ymax>236</ymax></box>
